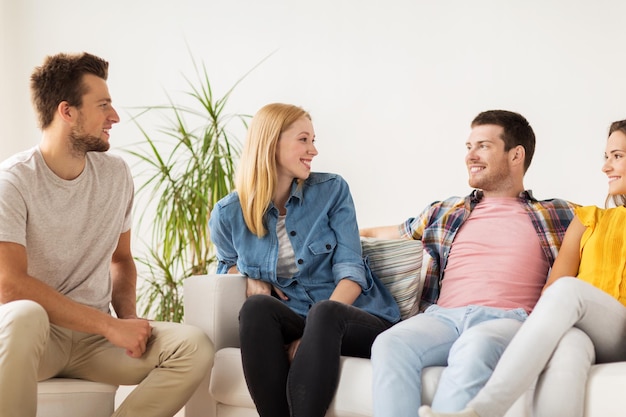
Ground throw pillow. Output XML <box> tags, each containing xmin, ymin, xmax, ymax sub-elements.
<box><xmin>361</xmin><ymin>237</ymin><xmax>424</xmax><ymax>320</ymax></box>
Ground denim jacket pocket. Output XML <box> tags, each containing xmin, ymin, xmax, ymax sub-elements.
<box><xmin>275</xmin><ymin>275</ymin><xmax>297</xmax><ymax>288</ymax></box>
<box><xmin>307</xmin><ymin>238</ymin><xmax>337</xmax><ymax>255</ymax></box>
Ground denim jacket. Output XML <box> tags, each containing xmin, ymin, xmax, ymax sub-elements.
<box><xmin>209</xmin><ymin>172</ymin><xmax>401</xmax><ymax>323</ymax></box>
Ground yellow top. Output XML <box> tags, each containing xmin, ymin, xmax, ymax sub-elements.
<box><xmin>576</xmin><ymin>205</ymin><xmax>626</xmax><ymax>306</ymax></box>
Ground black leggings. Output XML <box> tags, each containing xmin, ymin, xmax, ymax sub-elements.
<box><xmin>239</xmin><ymin>295</ymin><xmax>394</xmax><ymax>417</ymax></box>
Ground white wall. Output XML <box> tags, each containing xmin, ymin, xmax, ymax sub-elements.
<box><xmin>2</xmin><ymin>0</ymin><xmax>625</xmax><ymax>238</ymax></box>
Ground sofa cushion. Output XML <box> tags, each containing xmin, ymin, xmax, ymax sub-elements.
<box><xmin>209</xmin><ymin>347</ymin><xmax>447</xmax><ymax>415</ymax></box>
<box><xmin>208</xmin><ymin>347</ymin><xmax>531</xmax><ymax>417</ymax></box>
<box><xmin>585</xmin><ymin>362</ymin><xmax>626</xmax><ymax>417</ymax></box>
<box><xmin>210</xmin><ymin>348</ymin><xmax>256</xmax><ymax>409</ymax></box>
<box><xmin>37</xmin><ymin>378</ymin><xmax>117</xmax><ymax>417</ymax></box>
<box><xmin>361</xmin><ymin>237</ymin><xmax>424</xmax><ymax>319</ymax></box>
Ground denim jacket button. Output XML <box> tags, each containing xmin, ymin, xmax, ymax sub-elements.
<box><xmin>290</xmin><ymin>231</ymin><xmax>297</xmax><ymax>236</ymax></box>
<box><xmin>325</xmin><ymin>244</ymin><xmax>331</xmax><ymax>250</ymax></box>
<box><xmin>297</xmin><ymin>259</ymin><xmax>304</xmax><ymax>264</ymax></box>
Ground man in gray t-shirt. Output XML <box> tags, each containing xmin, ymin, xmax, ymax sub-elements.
<box><xmin>0</xmin><ymin>52</ymin><xmax>214</xmax><ymax>417</ymax></box>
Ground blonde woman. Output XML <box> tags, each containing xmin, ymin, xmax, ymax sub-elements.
<box><xmin>209</xmin><ymin>103</ymin><xmax>400</xmax><ymax>417</ymax></box>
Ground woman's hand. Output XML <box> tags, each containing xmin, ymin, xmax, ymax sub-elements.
<box><xmin>245</xmin><ymin>278</ymin><xmax>289</xmax><ymax>300</ymax></box>
<box><xmin>246</xmin><ymin>278</ymin><xmax>272</xmax><ymax>296</ymax></box>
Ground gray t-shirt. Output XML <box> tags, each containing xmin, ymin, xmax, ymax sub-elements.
<box><xmin>0</xmin><ymin>147</ymin><xmax>134</xmax><ymax>312</ymax></box>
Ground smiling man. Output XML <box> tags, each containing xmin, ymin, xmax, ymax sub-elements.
<box><xmin>0</xmin><ymin>52</ymin><xmax>213</xmax><ymax>417</ymax></box>
<box><xmin>360</xmin><ymin>110</ymin><xmax>594</xmax><ymax>417</ymax></box>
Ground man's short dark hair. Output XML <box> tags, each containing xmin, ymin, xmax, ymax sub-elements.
<box><xmin>471</xmin><ymin>110</ymin><xmax>535</xmax><ymax>172</ymax></box>
<box><xmin>30</xmin><ymin>52</ymin><xmax>109</xmax><ymax>129</ymax></box>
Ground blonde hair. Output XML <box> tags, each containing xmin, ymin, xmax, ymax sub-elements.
<box><xmin>236</xmin><ymin>103</ymin><xmax>311</xmax><ymax>237</ymax></box>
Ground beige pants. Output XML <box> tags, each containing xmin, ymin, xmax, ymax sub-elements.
<box><xmin>0</xmin><ymin>300</ymin><xmax>214</xmax><ymax>417</ymax></box>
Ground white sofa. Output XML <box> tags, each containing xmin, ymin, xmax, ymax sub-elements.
<box><xmin>37</xmin><ymin>378</ymin><xmax>117</xmax><ymax>417</ymax></box>
<box><xmin>183</xmin><ymin>239</ymin><xmax>626</xmax><ymax>417</ymax></box>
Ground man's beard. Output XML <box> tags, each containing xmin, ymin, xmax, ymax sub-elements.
<box><xmin>69</xmin><ymin>127</ymin><xmax>110</xmax><ymax>155</ymax></box>
<box><xmin>468</xmin><ymin>166</ymin><xmax>511</xmax><ymax>192</ymax></box>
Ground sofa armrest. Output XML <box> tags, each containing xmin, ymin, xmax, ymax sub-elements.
<box><xmin>183</xmin><ymin>274</ymin><xmax>246</xmax><ymax>351</ymax></box>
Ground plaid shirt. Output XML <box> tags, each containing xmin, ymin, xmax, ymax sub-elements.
<box><xmin>401</xmin><ymin>189</ymin><xmax>578</xmax><ymax>315</ymax></box>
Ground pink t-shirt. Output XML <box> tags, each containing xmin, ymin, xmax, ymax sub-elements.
<box><xmin>437</xmin><ymin>197</ymin><xmax>549</xmax><ymax>312</ymax></box>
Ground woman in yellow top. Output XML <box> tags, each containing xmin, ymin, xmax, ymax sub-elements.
<box><xmin>419</xmin><ymin>119</ymin><xmax>626</xmax><ymax>417</ymax></box>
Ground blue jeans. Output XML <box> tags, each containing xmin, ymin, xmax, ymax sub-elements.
<box><xmin>371</xmin><ymin>305</ymin><xmax>527</xmax><ymax>416</ymax></box>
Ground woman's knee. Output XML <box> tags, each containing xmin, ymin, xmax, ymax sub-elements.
<box><xmin>239</xmin><ymin>294</ymin><xmax>276</xmax><ymax>321</ymax></box>
<box><xmin>301</xmin><ymin>301</ymin><xmax>345</xmax><ymax>339</ymax></box>
<box><xmin>544</xmin><ymin>277</ymin><xmax>586</xmax><ymax>299</ymax></box>
<box><xmin>307</xmin><ymin>300</ymin><xmax>344</xmax><ymax>322</ymax></box>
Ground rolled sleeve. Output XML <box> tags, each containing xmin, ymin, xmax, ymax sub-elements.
<box><xmin>332</xmin><ymin>261</ymin><xmax>372</xmax><ymax>292</ymax></box>
<box><xmin>326</xmin><ymin>177</ymin><xmax>369</xmax><ymax>289</ymax></box>
<box><xmin>209</xmin><ymin>201</ymin><xmax>239</xmax><ymax>274</ymax></box>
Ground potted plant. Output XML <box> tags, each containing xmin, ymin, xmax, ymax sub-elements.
<box><xmin>127</xmin><ymin>55</ymin><xmax>263</xmax><ymax>322</ymax></box>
